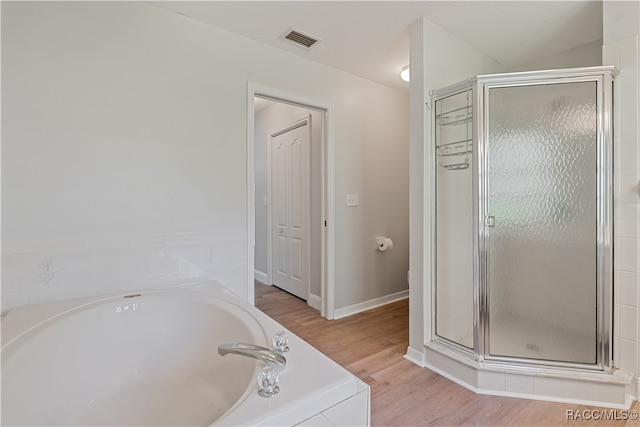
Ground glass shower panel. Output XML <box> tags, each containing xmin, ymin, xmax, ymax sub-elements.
<box><xmin>486</xmin><ymin>82</ymin><xmax>597</xmax><ymax>364</ymax></box>
<box><xmin>435</xmin><ymin>89</ymin><xmax>474</xmax><ymax>349</ymax></box>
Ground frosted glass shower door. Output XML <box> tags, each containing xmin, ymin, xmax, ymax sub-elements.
<box><xmin>435</xmin><ymin>89</ymin><xmax>474</xmax><ymax>349</ymax></box>
<box><xmin>486</xmin><ymin>81</ymin><xmax>598</xmax><ymax>364</ymax></box>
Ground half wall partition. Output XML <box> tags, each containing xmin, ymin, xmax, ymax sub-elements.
<box><xmin>432</xmin><ymin>67</ymin><xmax>615</xmax><ymax>377</ymax></box>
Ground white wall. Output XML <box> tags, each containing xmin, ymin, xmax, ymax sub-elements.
<box><xmin>603</xmin><ymin>0</ymin><xmax>640</xmax><ymax>387</ymax></box>
<box><xmin>254</xmin><ymin>102</ymin><xmax>323</xmax><ymax>299</ymax></box>
<box><xmin>509</xmin><ymin>40</ymin><xmax>603</xmax><ymax>72</ymax></box>
<box><xmin>1</xmin><ymin>2</ymin><xmax>409</xmax><ymax>313</ymax></box>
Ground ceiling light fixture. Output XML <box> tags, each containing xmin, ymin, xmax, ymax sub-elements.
<box><xmin>400</xmin><ymin>65</ymin><xmax>410</xmax><ymax>82</ymax></box>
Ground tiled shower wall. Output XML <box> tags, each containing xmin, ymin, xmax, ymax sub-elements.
<box><xmin>1</xmin><ymin>230</ymin><xmax>246</xmax><ymax>314</ymax></box>
<box><xmin>605</xmin><ymin>35</ymin><xmax>640</xmax><ymax>378</ymax></box>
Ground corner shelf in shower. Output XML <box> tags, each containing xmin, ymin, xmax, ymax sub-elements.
<box><xmin>436</xmin><ymin>105</ymin><xmax>472</xmax><ymax>170</ymax></box>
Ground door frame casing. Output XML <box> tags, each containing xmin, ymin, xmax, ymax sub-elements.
<box><xmin>267</xmin><ymin>115</ymin><xmax>311</xmax><ymax>300</ymax></box>
<box><xmin>247</xmin><ymin>82</ymin><xmax>335</xmax><ymax>319</ymax></box>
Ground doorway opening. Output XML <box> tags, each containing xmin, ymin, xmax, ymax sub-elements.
<box><xmin>247</xmin><ymin>83</ymin><xmax>335</xmax><ymax>319</ymax></box>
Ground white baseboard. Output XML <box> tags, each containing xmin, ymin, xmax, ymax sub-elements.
<box><xmin>254</xmin><ymin>270</ymin><xmax>268</xmax><ymax>285</ymax></box>
<box><xmin>307</xmin><ymin>293</ymin><xmax>321</xmax><ymax>311</ymax></box>
<box><xmin>404</xmin><ymin>346</ymin><xmax>426</xmax><ymax>367</ymax></box>
<box><xmin>333</xmin><ymin>289</ymin><xmax>408</xmax><ymax>320</ymax></box>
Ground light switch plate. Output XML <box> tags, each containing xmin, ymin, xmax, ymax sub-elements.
<box><xmin>346</xmin><ymin>194</ymin><xmax>359</xmax><ymax>207</ymax></box>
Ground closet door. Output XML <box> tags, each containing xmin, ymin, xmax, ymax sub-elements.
<box><xmin>271</xmin><ymin>121</ymin><xmax>310</xmax><ymax>301</ymax></box>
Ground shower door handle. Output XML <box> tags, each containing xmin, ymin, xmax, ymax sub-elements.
<box><xmin>485</xmin><ymin>216</ymin><xmax>496</xmax><ymax>228</ymax></box>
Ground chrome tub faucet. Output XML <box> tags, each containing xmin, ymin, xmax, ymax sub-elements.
<box><xmin>218</xmin><ymin>342</ymin><xmax>286</xmax><ymax>372</ymax></box>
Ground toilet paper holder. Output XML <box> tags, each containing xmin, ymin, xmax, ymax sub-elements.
<box><xmin>375</xmin><ymin>236</ymin><xmax>393</xmax><ymax>252</ymax></box>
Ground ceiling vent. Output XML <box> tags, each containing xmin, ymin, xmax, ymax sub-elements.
<box><xmin>283</xmin><ymin>28</ymin><xmax>320</xmax><ymax>49</ymax></box>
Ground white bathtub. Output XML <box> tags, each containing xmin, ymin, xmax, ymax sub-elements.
<box><xmin>1</xmin><ymin>281</ymin><xmax>369</xmax><ymax>426</ymax></box>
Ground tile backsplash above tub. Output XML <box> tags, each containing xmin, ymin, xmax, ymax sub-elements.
<box><xmin>1</xmin><ymin>231</ymin><xmax>247</xmax><ymax>314</ymax></box>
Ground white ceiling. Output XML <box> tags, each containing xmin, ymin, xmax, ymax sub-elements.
<box><xmin>149</xmin><ymin>1</ymin><xmax>603</xmax><ymax>92</ymax></box>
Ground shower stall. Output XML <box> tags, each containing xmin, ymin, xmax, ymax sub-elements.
<box><xmin>431</xmin><ymin>67</ymin><xmax>615</xmax><ymax>374</ymax></box>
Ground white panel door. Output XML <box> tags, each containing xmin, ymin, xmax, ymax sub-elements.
<box><xmin>271</xmin><ymin>121</ymin><xmax>310</xmax><ymax>300</ymax></box>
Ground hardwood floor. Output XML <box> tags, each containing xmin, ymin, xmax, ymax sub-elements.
<box><xmin>255</xmin><ymin>282</ymin><xmax>640</xmax><ymax>427</ymax></box>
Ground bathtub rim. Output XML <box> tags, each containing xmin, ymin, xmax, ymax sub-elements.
<box><xmin>1</xmin><ymin>282</ymin><xmax>263</xmax><ymax>350</ymax></box>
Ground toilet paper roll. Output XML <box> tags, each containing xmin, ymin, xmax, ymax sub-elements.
<box><xmin>376</xmin><ymin>237</ymin><xmax>394</xmax><ymax>252</ymax></box>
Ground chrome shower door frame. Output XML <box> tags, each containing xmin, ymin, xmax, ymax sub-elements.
<box><xmin>430</xmin><ymin>77</ymin><xmax>479</xmax><ymax>359</ymax></box>
<box><xmin>431</xmin><ymin>66</ymin><xmax>614</xmax><ymax>373</ymax></box>
<box><xmin>478</xmin><ymin>67</ymin><xmax>614</xmax><ymax>371</ymax></box>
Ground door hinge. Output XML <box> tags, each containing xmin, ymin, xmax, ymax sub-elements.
<box><xmin>324</xmin><ymin>220</ymin><xmax>327</xmax><ymax>227</ymax></box>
